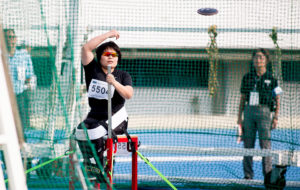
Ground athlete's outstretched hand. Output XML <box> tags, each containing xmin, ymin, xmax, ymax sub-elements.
<box><xmin>107</xmin><ymin>30</ymin><xmax>120</xmax><ymax>40</ymax></box>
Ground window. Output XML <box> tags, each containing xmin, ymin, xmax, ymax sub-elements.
<box><xmin>282</xmin><ymin>61</ymin><xmax>300</xmax><ymax>82</ymax></box>
<box><xmin>119</xmin><ymin>59</ymin><xmax>209</xmax><ymax>87</ymax></box>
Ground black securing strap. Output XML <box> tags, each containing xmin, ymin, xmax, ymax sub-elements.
<box><xmin>123</xmin><ymin>128</ymin><xmax>136</xmax><ymax>153</ymax></box>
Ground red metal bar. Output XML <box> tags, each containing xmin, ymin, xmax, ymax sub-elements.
<box><xmin>94</xmin><ymin>182</ymin><xmax>100</xmax><ymax>189</ymax></box>
<box><xmin>106</xmin><ymin>138</ymin><xmax>114</xmax><ymax>190</ymax></box>
<box><xmin>117</xmin><ymin>135</ymin><xmax>138</xmax><ymax>190</ymax></box>
<box><xmin>132</xmin><ymin>139</ymin><xmax>138</xmax><ymax>190</ymax></box>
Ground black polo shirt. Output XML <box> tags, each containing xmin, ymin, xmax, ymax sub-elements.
<box><xmin>240</xmin><ymin>71</ymin><xmax>278</xmax><ymax>110</ymax></box>
<box><xmin>84</xmin><ymin>59</ymin><xmax>132</xmax><ymax>120</ymax></box>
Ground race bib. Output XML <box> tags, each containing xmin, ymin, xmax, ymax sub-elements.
<box><xmin>249</xmin><ymin>92</ymin><xmax>259</xmax><ymax>106</ymax></box>
<box><xmin>88</xmin><ymin>79</ymin><xmax>115</xmax><ymax>100</ymax></box>
<box><xmin>17</xmin><ymin>66</ymin><xmax>26</xmax><ymax>81</ymax></box>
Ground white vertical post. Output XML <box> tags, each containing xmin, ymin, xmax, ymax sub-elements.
<box><xmin>0</xmin><ymin>43</ymin><xmax>27</xmax><ymax>189</ymax></box>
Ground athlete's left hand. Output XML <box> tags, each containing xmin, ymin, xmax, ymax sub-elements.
<box><xmin>106</xmin><ymin>74</ymin><xmax>116</xmax><ymax>85</ymax></box>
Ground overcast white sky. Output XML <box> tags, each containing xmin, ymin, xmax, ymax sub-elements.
<box><xmin>1</xmin><ymin>0</ymin><xmax>299</xmax><ymax>49</ymax></box>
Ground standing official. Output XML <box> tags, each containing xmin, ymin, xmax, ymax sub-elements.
<box><xmin>237</xmin><ymin>48</ymin><xmax>282</xmax><ymax>179</ymax></box>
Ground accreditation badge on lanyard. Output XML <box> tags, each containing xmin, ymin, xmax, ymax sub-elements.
<box><xmin>17</xmin><ymin>66</ymin><xmax>26</xmax><ymax>81</ymax></box>
<box><xmin>88</xmin><ymin>79</ymin><xmax>115</xmax><ymax>100</ymax></box>
<box><xmin>249</xmin><ymin>83</ymin><xmax>259</xmax><ymax>106</ymax></box>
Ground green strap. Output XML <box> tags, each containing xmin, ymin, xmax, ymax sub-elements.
<box><xmin>5</xmin><ymin>150</ymin><xmax>75</xmax><ymax>183</ymax></box>
<box><xmin>137</xmin><ymin>151</ymin><xmax>177</xmax><ymax>190</ymax></box>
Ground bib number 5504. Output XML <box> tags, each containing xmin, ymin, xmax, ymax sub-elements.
<box><xmin>91</xmin><ymin>85</ymin><xmax>107</xmax><ymax>94</ymax></box>
<box><xmin>88</xmin><ymin>79</ymin><xmax>115</xmax><ymax>100</ymax></box>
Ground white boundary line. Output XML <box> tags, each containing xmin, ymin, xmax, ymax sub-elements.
<box><xmin>115</xmin><ymin>156</ymin><xmax>261</xmax><ymax>162</ymax></box>
<box><xmin>138</xmin><ymin>145</ymin><xmax>300</xmax><ymax>167</ymax></box>
<box><xmin>114</xmin><ymin>174</ymin><xmax>300</xmax><ymax>188</ymax></box>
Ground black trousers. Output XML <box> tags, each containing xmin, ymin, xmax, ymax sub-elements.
<box><xmin>243</xmin><ymin>105</ymin><xmax>272</xmax><ymax>179</ymax></box>
<box><xmin>75</xmin><ymin>118</ymin><xmax>127</xmax><ymax>182</ymax></box>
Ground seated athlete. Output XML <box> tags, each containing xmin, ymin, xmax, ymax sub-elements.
<box><xmin>74</xmin><ymin>30</ymin><xmax>133</xmax><ymax>182</ymax></box>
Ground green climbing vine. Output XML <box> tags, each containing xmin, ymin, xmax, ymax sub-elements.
<box><xmin>269</xmin><ymin>27</ymin><xmax>282</xmax><ymax>81</ymax></box>
<box><xmin>206</xmin><ymin>25</ymin><xmax>219</xmax><ymax>97</ymax></box>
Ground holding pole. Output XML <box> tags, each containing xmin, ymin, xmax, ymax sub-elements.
<box><xmin>106</xmin><ymin>65</ymin><xmax>113</xmax><ymax>189</ymax></box>
<box><xmin>107</xmin><ymin>65</ymin><xmax>112</xmax><ymax>139</ymax></box>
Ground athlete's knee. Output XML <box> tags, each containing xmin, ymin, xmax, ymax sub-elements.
<box><xmin>74</xmin><ymin>120</ymin><xmax>108</xmax><ymax>159</ymax></box>
<box><xmin>73</xmin><ymin>121</ymin><xmax>108</xmax><ymax>183</ymax></box>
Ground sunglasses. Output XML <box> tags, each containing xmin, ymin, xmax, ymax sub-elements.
<box><xmin>253</xmin><ymin>55</ymin><xmax>266</xmax><ymax>60</ymax></box>
<box><xmin>102</xmin><ymin>52</ymin><xmax>118</xmax><ymax>57</ymax></box>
